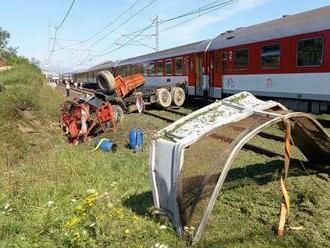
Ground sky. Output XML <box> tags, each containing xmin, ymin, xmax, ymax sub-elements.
<box><xmin>0</xmin><ymin>0</ymin><xmax>329</xmax><ymax>73</ymax></box>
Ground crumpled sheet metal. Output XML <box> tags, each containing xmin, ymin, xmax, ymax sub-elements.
<box><xmin>149</xmin><ymin>92</ymin><xmax>330</xmax><ymax>243</ymax></box>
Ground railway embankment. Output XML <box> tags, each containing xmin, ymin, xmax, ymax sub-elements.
<box><xmin>0</xmin><ymin>63</ymin><xmax>64</xmax><ymax>162</ymax></box>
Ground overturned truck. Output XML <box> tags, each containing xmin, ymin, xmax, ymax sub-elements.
<box><xmin>95</xmin><ymin>70</ymin><xmax>186</xmax><ymax>113</ymax></box>
<box><xmin>149</xmin><ymin>92</ymin><xmax>330</xmax><ymax>243</ymax></box>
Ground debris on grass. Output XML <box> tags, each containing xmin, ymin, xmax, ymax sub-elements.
<box><xmin>150</xmin><ymin>92</ymin><xmax>330</xmax><ymax>243</ymax></box>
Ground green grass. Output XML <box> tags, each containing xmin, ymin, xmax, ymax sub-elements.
<box><xmin>0</xmin><ymin>75</ymin><xmax>329</xmax><ymax>247</ymax></box>
<box><xmin>0</xmin><ymin>64</ymin><xmax>63</xmax><ymax>162</ymax></box>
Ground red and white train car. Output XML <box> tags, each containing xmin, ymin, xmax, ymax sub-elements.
<box><xmin>114</xmin><ymin>39</ymin><xmax>211</xmax><ymax>89</ymax></box>
<box><xmin>206</xmin><ymin>5</ymin><xmax>330</xmax><ymax>112</ymax></box>
<box><xmin>73</xmin><ymin>6</ymin><xmax>330</xmax><ymax>112</ymax></box>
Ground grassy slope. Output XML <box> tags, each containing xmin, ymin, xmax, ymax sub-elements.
<box><xmin>0</xmin><ymin>70</ymin><xmax>329</xmax><ymax>247</ymax></box>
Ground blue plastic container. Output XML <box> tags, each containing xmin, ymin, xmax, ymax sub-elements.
<box><xmin>129</xmin><ymin>129</ymin><xmax>144</xmax><ymax>151</ymax></box>
<box><xmin>95</xmin><ymin>139</ymin><xmax>117</xmax><ymax>152</ymax></box>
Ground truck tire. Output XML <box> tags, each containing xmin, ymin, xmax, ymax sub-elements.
<box><xmin>96</xmin><ymin>70</ymin><xmax>115</xmax><ymax>93</ymax></box>
<box><xmin>112</xmin><ymin>105</ymin><xmax>124</xmax><ymax>123</ymax></box>
<box><xmin>171</xmin><ymin>87</ymin><xmax>185</xmax><ymax>107</ymax></box>
<box><xmin>157</xmin><ymin>88</ymin><xmax>172</xmax><ymax>108</ymax></box>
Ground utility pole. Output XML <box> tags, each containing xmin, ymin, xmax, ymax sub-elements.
<box><xmin>155</xmin><ymin>14</ymin><xmax>159</xmax><ymax>52</ymax></box>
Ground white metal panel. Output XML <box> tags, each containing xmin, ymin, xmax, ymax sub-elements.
<box><xmin>159</xmin><ymin>92</ymin><xmax>279</xmax><ymax>145</ymax></box>
<box><xmin>144</xmin><ymin>76</ymin><xmax>188</xmax><ymax>87</ymax></box>
<box><xmin>222</xmin><ymin>73</ymin><xmax>330</xmax><ymax>100</ymax></box>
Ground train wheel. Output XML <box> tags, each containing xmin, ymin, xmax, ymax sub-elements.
<box><xmin>96</xmin><ymin>70</ymin><xmax>115</xmax><ymax>93</ymax></box>
<box><xmin>112</xmin><ymin>105</ymin><xmax>124</xmax><ymax>123</ymax></box>
<box><xmin>171</xmin><ymin>87</ymin><xmax>185</xmax><ymax>107</ymax></box>
<box><xmin>157</xmin><ymin>88</ymin><xmax>172</xmax><ymax>108</ymax></box>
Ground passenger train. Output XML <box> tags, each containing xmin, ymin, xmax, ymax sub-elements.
<box><xmin>72</xmin><ymin>6</ymin><xmax>330</xmax><ymax>113</ymax></box>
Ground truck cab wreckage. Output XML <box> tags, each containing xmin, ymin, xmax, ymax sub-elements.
<box><xmin>60</xmin><ymin>71</ymin><xmax>187</xmax><ymax>144</ymax></box>
<box><xmin>149</xmin><ymin>92</ymin><xmax>330</xmax><ymax>243</ymax></box>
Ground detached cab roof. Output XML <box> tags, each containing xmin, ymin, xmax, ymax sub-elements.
<box><xmin>150</xmin><ymin>92</ymin><xmax>330</xmax><ymax>243</ymax></box>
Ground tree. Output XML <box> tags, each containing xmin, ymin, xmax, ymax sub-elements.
<box><xmin>0</xmin><ymin>27</ymin><xmax>10</xmax><ymax>49</ymax></box>
<box><xmin>0</xmin><ymin>26</ymin><xmax>19</xmax><ymax>63</ymax></box>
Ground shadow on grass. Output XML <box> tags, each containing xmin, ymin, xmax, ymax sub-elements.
<box><xmin>196</xmin><ymin>229</ymin><xmax>315</xmax><ymax>248</ymax></box>
<box><xmin>123</xmin><ymin>158</ymin><xmax>329</xmax><ymax>218</ymax></box>
<box><xmin>183</xmin><ymin>159</ymin><xmax>329</xmax><ymax>194</ymax></box>
<box><xmin>123</xmin><ymin>191</ymin><xmax>154</xmax><ymax>216</ymax></box>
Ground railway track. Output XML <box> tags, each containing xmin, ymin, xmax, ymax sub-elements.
<box><xmin>163</xmin><ymin>107</ymin><xmax>190</xmax><ymax>116</ymax></box>
<box><xmin>56</xmin><ymin>83</ymin><xmax>330</xmax><ymax>129</ymax></box>
<box><xmin>143</xmin><ymin>109</ymin><xmax>182</xmax><ymax>123</ymax></box>
<box><xmin>56</xmin><ymin>84</ymin><xmax>96</xmax><ymax>97</ymax></box>
<box><xmin>142</xmin><ymin>108</ymin><xmax>291</xmax><ymax>159</ymax></box>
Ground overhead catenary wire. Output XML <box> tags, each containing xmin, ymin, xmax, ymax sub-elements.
<box><xmin>85</xmin><ymin>0</ymin><xmax>143</xmax><ymax>44</ymax></box>
<box><xmin>58</xmin><ymin>0</ymin><xmax>144</xmax><ymax>51</ymax></box>
<box><xmin>159</xmin><ymin>0</ymin><xmax>236</xmax><ymax>24</ymax></box>
<box><xmin>160</xmin><ymin>0</ymin><xmax>236</xmax><ymax>33</ymax></box>
<box><xmin>51</xmin><ymin>0</ymin><xmax>77</xmax><ymax>52</ymax></box>
<box><xmin>123</xmin><ymin>0</ymin><xmax>236</xmax><ymax>36</ymax></box>
<box><xmin>90</xmin><ymin>0</ymin><xmax>236</xmax><ymax>58</ymax></box>
<box><xmin>96</xmin><ymin>22</ymin><xmax>155</xmax><ymax>57</ymax></box>
<box><xmin>87</xmin><ymin>0</ymin><xmax>156</xmax><ymax>49</ymax></box>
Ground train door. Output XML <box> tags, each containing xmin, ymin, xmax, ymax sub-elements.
<box><xmin>188</xmin><ymin>55</ymin><xmax>196</xmax><ymax>87</ymax></box>
<box><xmin>195</xmin><ymin>53</ymin><xmax>204</xmax><ymax>96</ymax></box>
<box><xmin>212</xmin><ymin>50</ymin><xmax>223</xmax><ymax>88</ymax></box>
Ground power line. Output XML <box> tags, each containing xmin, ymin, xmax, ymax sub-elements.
<box><xmin>85</xmin><ymin>0</ymin><xmax>143</xmax><ymax>43</ymax></box>
<box><xmin>57</xmin><ymin>0</ymin><xmax>77</xmax><ymax>30</ymax></box>
<box><xmin>58</xmin><ymin>0</ymin><xmax>144</xmax><ymax>50</ymax></box>
<box><xmin>132</xmin><ymin>0</ymin><xmax>235</xmax><ymax>45</ymax></box>
<box><xmin>159</xmin><ymin>0</ymin><xmax>234</xmax><ymax>24</ymax></box>
<box><xmin>123</xmin><ymin>0</ymin><xmax>235</xmax><ymax>36</ymax></box>
<box><xmin>161</xmin><ymin>0</ymin><xmax>236</xmax><ymax>32</ymax></box>
<box><xmin>51</xmin><ymin>0</ymin><xmax>77</xmax><ymax>52</ymax></box>
<box><xmin>87</xmin><ymin>0</ymin><xmax>156</xmax><ymax>49</ymax></box>
<box><xmin>96</xmin><ymin>22</ymin><xmax>155</xmax><ymax>57</ymax></box>
<box><xmin>79</xmin><ymin>0</ymin><xmax>236</xmax><ymax>62</ymax></box>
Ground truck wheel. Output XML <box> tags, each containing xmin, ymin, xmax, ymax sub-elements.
<box><xmin>112</xmin><ymin>105</ymin><xmax>124</xmax><ymax>123</ymax></box>
<box><xmin>157</xmin><ymin>88</ymin><xmax>172</xmax><ymax>108</ymax></box>
<box><xmin>171</xmin><ymin>87</ymin><xmax>185</xmax><ymax>107</ymax></box>
<box><xmin>96</xmin><ymin>70</ymin><xmax>115</xmax><ymax>93</ymax></box>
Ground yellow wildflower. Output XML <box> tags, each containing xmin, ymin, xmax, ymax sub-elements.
<box><xmin>74</xmin><ymin>231</ymin><xmax>81</xmax><ymax>241</ymax></box>
<box><xmin>132</xmin><ymin>215</ymin><xmax>139</xmax><ymax>224</ymax></box>
<box><xmin>65</xmin><ymin>216</ymin><xmax>80</xmax><ymax>228</ymax></box>
<box><xmin>84</xmin><ymin>193</ymin><xmax>98</xmax><ymax>206</ymax></box>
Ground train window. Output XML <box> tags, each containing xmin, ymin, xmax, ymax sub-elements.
<box><xmin>157</xmin><ymin>61</ymin><xmax>163</xmax><ymax>76</ymax></box>
<box><xmin>137</xmin><ymin>65</ymin><xmax>143</xmax><ymax>74</ymax></box>
<box><xmin>143</xmin><ymin>64</ymin><xmax>148</xmax><ymax>76</ymax></box>
<box><xmin>297</xmin><ymin>38</ymin><xmax>323</xmax><ymax>67</ymax></box>
<box><xmin>128</xmin><ymin>65</ymin><xmax>136</xmax><ymax>75</ymax></box>
<box><xmin>165</xmin><ymin>60</ymin><xmax>172</xmax><ymax>75</ymax></box>
<box><xmin>261</xmin><ymin>44</ymin><xmax>280</xmax><ymax>68</ymax></box>
<box><xmin>234</xmin><ymin>49</ymin><xmax>249</xmax><ymax>70</ymax></box>
<box><xmin>175</xmin><ymin>57</ymin><xmax>183</xmax><ymax>75</ymax></box>
<box><xmin>149</xmin><ymin>63</ymin><xmax>155</xmax><ymax>76</ymax></box>
<box><xmin>222</xmin><ymin>52</ymin><xmax>227</xmax><ymax>72</ymax></box>
<box><xmin>189</xmin><ymin>59</ymin><xmax>194</xmax><ymax>72</ymax></box>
